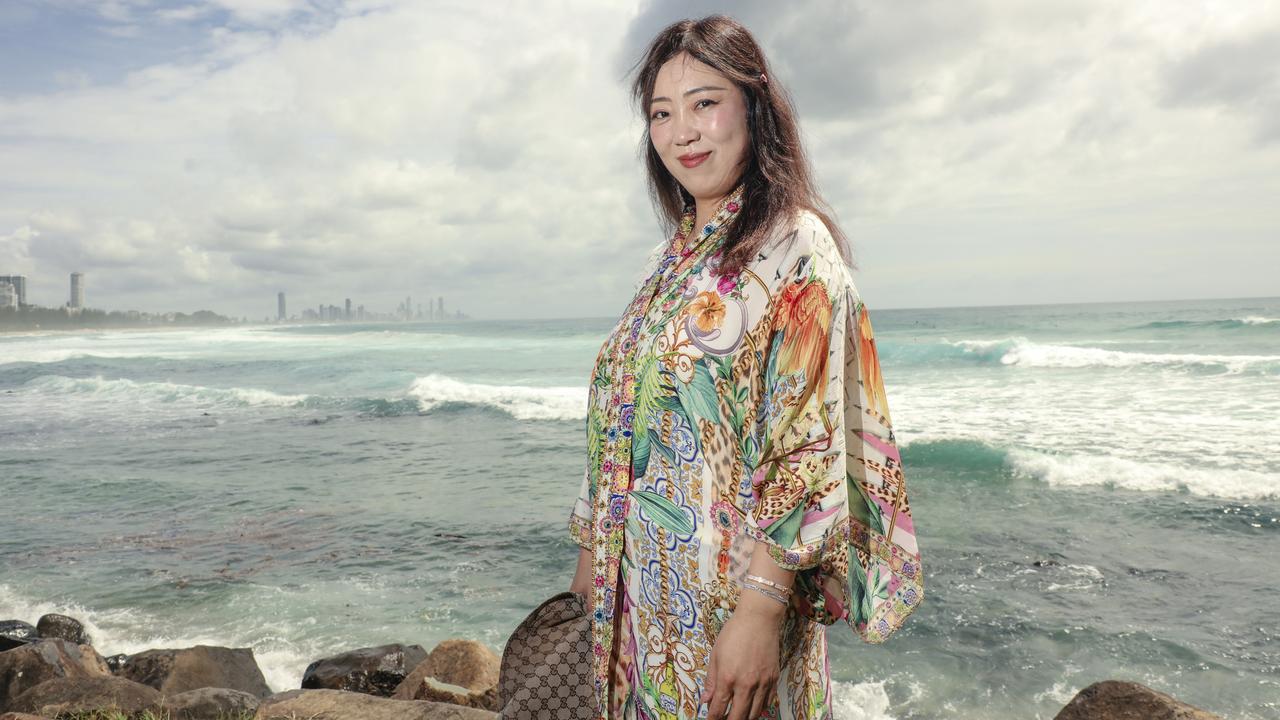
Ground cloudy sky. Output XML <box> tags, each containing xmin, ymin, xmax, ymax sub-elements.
<box><xmin>1</xmin><ymin>0</ymin><xmax>1277</xmax><ymax>320</ymax></box>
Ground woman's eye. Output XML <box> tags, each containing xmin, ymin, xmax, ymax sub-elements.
<box><xmin>696</xmin><ymin>99</ymin><xmax>717</xmax><ymax>109</ymax></box>
<box><xmin>650</xmin><ymin>110</ymin><xmax>667</xmax><ymax>120</ymax></box>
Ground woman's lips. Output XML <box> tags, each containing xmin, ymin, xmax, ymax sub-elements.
<box><xmin>679</xmin><ymin>151</ymin><xmax>710</xmax><ymax>168</ymax></box>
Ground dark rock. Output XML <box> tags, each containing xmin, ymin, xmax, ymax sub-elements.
<box><xmin>117</xmin><ymin>645</ymin><xmax>272</xmax><ymax>699</ymax></box>
<box><xmin>105</xmin><ymin>652</ymin><xmax>130</xmax><ymax>673</ymax></box>
<box><xmin>254</xmin><ymin>688</ymin><xmax>496</xmax><ymax>719</ymax></box>
<box><xmin>7</xmin><ymin>674</ymin><xmax>162</xmax><ymax>717</ymax></box>
<box><xmin>301</xmin><ymin>642</ymin><xmax>428</xmax><ymax>696</ymax></box>
<box><xmin>0</xmin><ymin>622</ymin><xmax>37</xmax><ymax>652</ymax></box>
<box><xmin>0</xmin><ymin>638</ymin><xmax>110</xmax><ymax>711</ymax></box>
<box><xmin>392</xmin><ymin>639</ymin><xmax>500</xmax><ymax>711</ymax></box>
<box><xmin>162</xmin><ymin>686</ymin><xmax>261</xmax><ymax>719</ymax></box>
<box><xmin>35</xmin><ymin>614</ymin><xmax>89</xmax><ymax>646</ymax></box>
<box><xmin>1054</xmin><ymin>679</ymin><xmax>1224</xmax><ymax>720</ymax></box>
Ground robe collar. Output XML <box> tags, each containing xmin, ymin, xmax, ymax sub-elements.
<box><xmin>668</xmin><ymin>183</ymin><xmax>746</xmax><ymax>262</ymax></box>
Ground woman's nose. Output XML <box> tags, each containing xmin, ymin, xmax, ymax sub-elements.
<box><xmin>674</xmin><ymin>116</ymin><xmax>699</xmax><ymax>146</ymax></box>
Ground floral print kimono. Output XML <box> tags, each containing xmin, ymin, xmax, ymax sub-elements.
<box><xmin>568</xmin><ymin>184</ymin><xmax>924</xmax><ymax>720</ymax></box>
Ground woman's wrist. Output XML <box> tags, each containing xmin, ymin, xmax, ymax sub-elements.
<box><xmin>735</xmin><ymin>584</ymin><xmax>788</xmax><ymax>623</ymax></box>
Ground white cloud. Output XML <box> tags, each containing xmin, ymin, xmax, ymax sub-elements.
<box><xmin>0</xmin><ymin>0</ymin><xmax>1276</xmax><ymax>318</ymax></box>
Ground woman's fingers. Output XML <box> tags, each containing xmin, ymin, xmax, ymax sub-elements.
<box><xmin>707</xmin><ymin>685</ymin><xmax>731</xmax><ymax>719</ymax></box>
<box><xmin>747</xmin><ymin>683</ymin><xmax>767</xmax><ymax>720</ymax></box>
<box><xmin>727</xmin><ymin>683</ymin><xmax>754</xmax><ymax>720</ymax></box>
<box><xmin>701</xmin><ymin>650</ymin><xmax>719</xmax><ymax>707</ymax></box>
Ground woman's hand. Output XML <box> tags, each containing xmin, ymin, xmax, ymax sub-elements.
<box><xmin>569</xmin><ymin>546</ymin><xmax>594</xmax><ymax>614</ymax></box>
<box><xmin>701</xmin><ymin>591</ymin><xmax>784</xmax><ymax>720</ymax></box>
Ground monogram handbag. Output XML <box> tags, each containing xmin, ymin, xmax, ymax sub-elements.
<box><xmin>497</xmin><ymin>590</ymin><xmax>599</xmax><ymax>718</ymax></box>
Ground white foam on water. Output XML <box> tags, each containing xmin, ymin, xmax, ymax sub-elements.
<box><xmin>1239</xmin><ymin>316</ymin><xmax>1279</xmax><ymax>325</ymax></box>
<box><xmin>407</xmin><ymin>373</ymin><xmax>587</xmax><ymax>421</ymax></box>
<box><xmin>1032</xmin><ymin>678</ymin><xmax>1080</xmax><ymax>707</ymax></box>
<box><xmin>830</xmin><ymin>678</ymin><xmax>899</xmax><ymax>720</ymax></box>
<box><xmin>948</xmin><ymin>336</ymin><xmax>1278</xmax><ymax>373</ymax></box>
<box><xmin>0</xmin><ymin>584</ymin><xmax>312</xmax><ymax>694</ymax></box>
<box><xmin>21</xmin><ymin>374</ymin><xmax>309</xmax><ymax>408</ymax></box>
<box><xmin>1044</xmin><ymin>564</ymin><xmax>1105</xmax><ymax>592</ymax></box>
<box><xmin>1007</xmin><ymin>447</ymin><xmax>1279</xmax><ymax>500</ymax></box>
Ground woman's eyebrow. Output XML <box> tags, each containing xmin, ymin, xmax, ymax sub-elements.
<box><xmin>650</xmin><ymin>85</ymin><xmax>728</xmax><ymax>104</ymax></box>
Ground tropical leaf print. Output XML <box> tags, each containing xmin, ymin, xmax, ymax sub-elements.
<box><xmin>631</xmin><ymin>354</ymin><xmax>663</xmax><ymax>478</ymax></box>
<box><xmin>847</xmin><ymin>470</ymin><xmax>884</xmax><ymax>534</ymax></box>
<box><xmin>630</xmin><ymin>489</ymin><xmax>695</xmax><ymax>535</ymax></box>
<box><xmin>675</xmin><ymin>359</ymin><xmax>720</xmax><ymax>427</ymax></box>
<box><xmin>765</xmin><ymin>497</ymin><xmax>806</xmax><ymax>548</ymax></box>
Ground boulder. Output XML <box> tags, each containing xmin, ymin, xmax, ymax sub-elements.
<box><xmin>7</xmin><ymin>674</ymin><xmax>162</xmax><ymax>717</ymax></box>
<box><xmin>255</xmin><ymin>688</ymin><xmax>496</xmax><ymax>719</ymax></box>
<box><xmin>116</xmin><ymin>645</ymin><xmax>272</xmax><ymax>699</ymax></box>
<box><xmin>0</xmin><ymin>713</ymin><xmax>49</xmax><ymax>720</ymax></box>
<box><xmin>0</xmin><ymin>638</ymin><xmax>110</xmax><ymax>711</ymax></box>
<box><xmin>162</xmin><ymin>686</ymin><xmax>261</xmax><ymax>719</ymax></box>
<box><xmin>301</xmin><ymin>642</ymin><xmax>428</xmax><ymax>696</ymax></box>
<box><xmin>35</xmin><ymin>614</ymin><xmax>89</xmax><ymax>646</ymax></box>
<box><xmin>402</xmin><ymin>676</ymin><xmax>498</xmax><ymax>711</ymax></box>
<box><xmin>104</xmin><ymin>652</ymin><xmax>130</xmax><ymax>674</ymax></box>
<box><xmin>0</xmin><ymin>621</ymin><xmax>37</xmax><ymax>652</ymax></box>
<box><xmin>1055</xmin><ymin>680</ymin><xmax>1224</xmax><ymax>720</ymax></box>
<box><xmin>393</xmin><ymin>639</ymin><xmax>499</xmax><ymax>710</ymax></box>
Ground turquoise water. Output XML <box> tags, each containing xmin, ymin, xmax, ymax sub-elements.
<box><xmin>2</xmin><ymin>296</ymin><xmax>1277</xmax><ymax>719</ymax></box>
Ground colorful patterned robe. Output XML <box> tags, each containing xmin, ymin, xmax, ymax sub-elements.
<box><xmin>568</xmin><ymin>184</ymin><xmax>924</xmax><ymax>719</ymax></box>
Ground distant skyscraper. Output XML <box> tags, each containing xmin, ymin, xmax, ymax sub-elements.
<box><xmin>69</xmin><ymin>270</ymin><xmax>84</xmax><ymax>307</ymax></box>
<box><xmin>278</xmin><ymin>292</ymin><xmax>286</xmax><ymax>321</ymax></box>
<box><xmin>437</xmin><ymin>296</ymin><xmax>444</xmax><ymax>321</ymax></box>
<box><xmin>0</xmin><ymin>281</ymin><xmax>16</xmax><ymax>310</ymax></box>
<box><xmin>345</xmin><ymin>298</ymin><xmax>352</xmax><ymax>321</ymax></box>
<box><xmin>0</xmin><ymin>275</ymin><xmax>27</xmax><ymax>307</ymax></box>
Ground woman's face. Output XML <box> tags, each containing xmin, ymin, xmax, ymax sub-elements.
<box><xmin>648</xmin><ymin>51</ymin><xmax>750</xmax><ymax>206</ymax></box>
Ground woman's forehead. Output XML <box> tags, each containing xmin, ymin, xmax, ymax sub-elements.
<box><xmin>653</xmin><ymin>53</ymin><xmax>728</xmax><ymax>92</ymax></box>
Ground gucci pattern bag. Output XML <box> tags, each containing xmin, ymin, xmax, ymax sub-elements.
<box><xmin>497</xmin><ymin>590</ymin><xmax>599</xmax><ymax>718</ymax></box>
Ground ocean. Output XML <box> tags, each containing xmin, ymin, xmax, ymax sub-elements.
<box><xmin>2</xmin><ymin>295</ymin><xmax>1277</xmax><ymax>719</ymax></box>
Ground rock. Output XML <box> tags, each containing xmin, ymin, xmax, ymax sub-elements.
<box><xmin>0</xmin><ymin>713</ymin><xmax>49</xmax><ymax>720</ymax></box>
<box><xmin>0</xmin><ymin>621</ymin><xmax>37</xmax><ymax>652</ymax></box>
<box><xmin>162</xmin><ymin>686</ymin><xmax>261</xmax><ymax>719</ymax></box>
<box><xmin>7</xmin><ymin>674</ymin><xmax>162</xmax><ymax>717</ymax></box>
<box><xmin>104</xmin><ymin>652</ymin><xmax>130</xmax><ymax>674</ymax></box>
<box><xmin>255</xmin><ymin>688</ymin><xmax>496</xmax><ymax>719</ymax></box>
<box><xmin>1054</xmin><ymin>680</ymin><xmax>1224</xmax><ymax>720</ymax></box>
<box><xmin>35</xmin><ymin>614</ymin><xmax>89</xmax><ymax>646</ymax></box>
<box><xmin>393</xmin><ymin>639</ymin><xmax>500</xmax><ymax>709</ymax></box>
<box><xmin>116</xmin><ymin>645</ymin><xmax>272</xmax><ymax>699</ymax></box>
<box><xmin>0</xmin><ymin>638</ymin><xmax>110</xmax><ymax>711</ymax></box>
<box><xmin>403</xmin><ymin>676</ymin><xmax>498</xmax><ymax>711</ymax></box>
<box><xmin>301</xmin><ymin>642</ymin><xmax>428</xmax><ymax>696</ymax></box>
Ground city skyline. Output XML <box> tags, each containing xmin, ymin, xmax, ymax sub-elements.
<box><xmin>1</xmin><ymin>269</ymin><xmax>467</xmax><ymax>324</ymax></box>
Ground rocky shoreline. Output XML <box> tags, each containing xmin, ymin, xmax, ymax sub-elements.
<box><xmin>1</xmin><ymin>611</ymin><xmax>1224</xmax><ymax>719</ymax></box>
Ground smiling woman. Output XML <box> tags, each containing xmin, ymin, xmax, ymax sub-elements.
<box><xmin>564</xmin><ymin>14</ymin><xmax>925</xmax><ymax>720</ymax></box>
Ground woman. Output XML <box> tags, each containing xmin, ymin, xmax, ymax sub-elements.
<box><xmin>567</xmin><ymin>15</ymin><xmax>924</xmax><ymax>720</ymax></box>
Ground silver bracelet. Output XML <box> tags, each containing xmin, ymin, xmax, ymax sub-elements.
<box><xmin>744</xmin><ymin>573</ymin><xmax>793</xmax><ymax>596</ymax></box>
<box><xmin>742</xmin><ymin>581</ymin><xmax>788</xmax><ymax>606</ymax></box>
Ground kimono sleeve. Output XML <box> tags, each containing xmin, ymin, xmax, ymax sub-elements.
<box><xmin>742</xmin><ymin>232</ymin><xmax>924</xmax><ymax>644</ymax></box>
<box><xmin>567</xmin><ymin>465</ymin><xmax>593</xmax><ymax>550</ymax></box>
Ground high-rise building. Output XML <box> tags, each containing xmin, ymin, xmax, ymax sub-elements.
<box><xmin>278</xmin><ymin>292</ymin><xmax>286</xmax><ymax>321</ymax></box>
<box><xmin>0</xmin><ymin>281</ymin><xmax>16</xmax><ymax>310</ymax></box>
<box><xmin>0</xmin><ymin>275</ymin><xmax>27</xmax><ymax>307</ymax></box>
<box><xmin>70</xmin><ymin>272</ymin><xmax>85</xmax><ymax>308</ymax></box>
<box><xmin>437</xmin><ymin>296</ymin><xmax>444</xmax><ymax>321</ymax></box>
<box><xmin>345</xmin><ymin>298</ymin><xmax>351</xmax><ymax>321</ymax></box>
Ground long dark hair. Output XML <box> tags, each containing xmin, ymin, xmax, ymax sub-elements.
<box><xmin>627</xmin><ymin>14</ymin><xmax>854</xmax><ymax>276</ymax></box>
